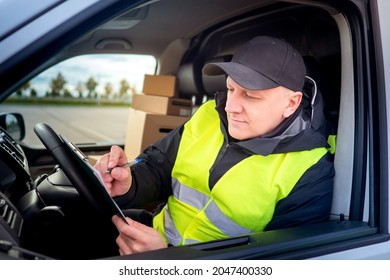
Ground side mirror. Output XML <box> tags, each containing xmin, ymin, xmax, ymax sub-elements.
<box><xmin>0</xmin><ymin>112</ymin><xmax>26</xmax><ymax>141</ymax></box>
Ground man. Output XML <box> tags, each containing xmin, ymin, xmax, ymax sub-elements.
<box><xmin>95</xmin><ymin>36</ymin><xmax>335</xmax><ymax>255</ymax></box>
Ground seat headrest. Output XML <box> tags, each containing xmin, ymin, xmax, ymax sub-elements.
<box><xmin>177</xmin><ymin>55</ymin><xmax>232</xmax><ymax>99</ymax></box>
<box><xmin>202</xmin><ymin>55</ymin><xmax>232</xmax><ymax>97</ymax></box>
<box><xmin>177</xmin><ymin>63</ymin><xmax>200</xmax><ymax>98</ymax></box>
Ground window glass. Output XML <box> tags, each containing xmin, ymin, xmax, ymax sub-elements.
<box><xmin>0</xmin><ymin>54</ymin><xmax>157</xmax><ymax>146</ymax></box>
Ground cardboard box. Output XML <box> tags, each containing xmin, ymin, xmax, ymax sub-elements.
<box><xmin>132</xmin><ymin>94</ymin><xmax>192</xmax><ymax>116</ymax></box>
<box><xmin>125</xmin><ymin>108</ymin><xmax>189</xmax><ymax>159</ymax></box>
<box><xmin>143</xmin><ymin>74</ymin><xmax>178</xmax><ymax>97</ymax></box>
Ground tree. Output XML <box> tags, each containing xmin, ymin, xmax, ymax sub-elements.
<box><xmin>49</xmin><ymin>72</ymin><xmax>67</xmax><ymax>97</ymax></box>
<box><xmin>15</xmin><ymin>82</ymin><xmax>31</xmax><ymax>97</ymax></box>
<box><xmin>30</xmin><ymin>88</ymin><xmax>37</xmax><ymax>97</ymax></box>
<box><xmin>63</xmin><ymin>88</ymin><xmax>72</xmax><ymax>98</ymax></box>
<box><xmin>15</xmin><ymin>89</ymin><xmax>23</xmax><ymax>97</ymax></box>
<box><xmin>86</xmin><ymin>77</ymin><xmax>98</xmax><ymax>98</ymax></box>
<box><xmin>104</xmin><ymin>82</ymin><xmax>114</xmax><ymax>99</ymax></box>
<box><xmin>118</xmin><ymin>79</ymin><xmax>130</xmax><ymax>98</ymax></box>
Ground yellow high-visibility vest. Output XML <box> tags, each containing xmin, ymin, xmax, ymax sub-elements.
<box><xmin>153</xmin><ymin>100</ymin><xmax>328</xmax><ymax>246</ymax></box>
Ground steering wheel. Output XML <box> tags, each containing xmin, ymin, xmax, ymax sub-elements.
<box><xmin>33</xmin><ymin>122</ymin><xmax>126</xmax><ymax>223</ymax></box>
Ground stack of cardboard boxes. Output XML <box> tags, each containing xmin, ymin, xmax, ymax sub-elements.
<box><xmin>124</xmin><ymin>74</ymin><xmax>192</xmax><ymax>160</ymax></box>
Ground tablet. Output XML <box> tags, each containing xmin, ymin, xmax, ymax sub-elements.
<box><xmin>60</xmin><ymin>135</ymin><xmax>128</xmax><ymax>224</ymax></box>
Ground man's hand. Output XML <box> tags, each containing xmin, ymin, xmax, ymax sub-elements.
<box><xmin>112</xmin><ymin>215</ymin><xmax>168</xmax><ymax>255</ymax></box>
<box><xmin>94</xmin><ymin>145</ymin><xmax>132</xmax><ymax>197</ymax></box>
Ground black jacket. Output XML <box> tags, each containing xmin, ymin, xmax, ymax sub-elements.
<box><xmin>116</xmin><ymin>78</ymin><xmax>335</xmax><ymax>231</ymax></box>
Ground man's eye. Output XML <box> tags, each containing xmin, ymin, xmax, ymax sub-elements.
<box><xmin>246</xmin><ymin>93</ymin><xmax>260</xmax><ymax>99</ymax></box>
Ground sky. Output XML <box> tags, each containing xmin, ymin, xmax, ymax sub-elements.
<box><xmin>29</xmin><ymin>54</ymin><xmax>157</xmax><ymax>97</ymax></box>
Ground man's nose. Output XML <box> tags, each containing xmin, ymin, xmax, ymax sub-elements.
<box><xmin>225</xmin><ymin>91</ymin><xmax>243</xmax><ymax>113</ymax></box>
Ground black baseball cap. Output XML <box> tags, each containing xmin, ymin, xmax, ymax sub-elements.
<box><xmin>202</xmin><ymin>36</ymin><xmax>306</xmax><ymax>92</ymax></box>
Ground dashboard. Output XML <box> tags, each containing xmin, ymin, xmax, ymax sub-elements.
<box><xmin>0</xmin><ymin>127</ymin><xmax>31</xmax><ymax>192</ymax></box>
<box><xmin>0</xmin><ymin>123</ymin><xmax>120</xmax><ymax>259</ymax></box>
<box><xmin>0</xmin><ymin>127</ymin><xmax>29</xmax><ymax>246</ymax></box>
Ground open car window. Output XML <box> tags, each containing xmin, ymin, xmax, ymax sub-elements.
<box><xmin>0</xmin><ymin>54</ymin><xmax>157</xmax><ymax>146</ymax></box>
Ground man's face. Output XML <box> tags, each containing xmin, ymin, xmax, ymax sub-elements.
<box><xmin>225</xmin><ymin>76</ymin><xmax>301</xmax><ymax>140</ymax></box>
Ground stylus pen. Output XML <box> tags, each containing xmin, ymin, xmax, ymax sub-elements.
<box><xmin>104</xmin><ymin>158</ymin><xmax>141</xmax><ymax>174</ymax></box>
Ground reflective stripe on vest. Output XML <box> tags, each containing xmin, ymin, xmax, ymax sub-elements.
<box><xmin>160</xmin><ymin>178</ymin><xmax>254</xmax><ymax>246</ymax></box>
<box><xmin>153</xmin><ymin>100</ymin><xmax>328</xmax><ymax>245</ymax></box>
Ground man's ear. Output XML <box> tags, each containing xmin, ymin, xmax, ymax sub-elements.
<box><xmin>283</xmin><ymin>91</ymin><xmax>302</xmax><ymax>118</ymax></box>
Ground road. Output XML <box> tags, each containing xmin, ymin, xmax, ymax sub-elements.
<box><xmin>0</xmin><ymin>105</ymin><xmax>130</xmax><ymax>146</ymax></box>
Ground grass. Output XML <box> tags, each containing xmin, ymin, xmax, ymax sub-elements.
<box><xmin>3</xmin><ymin>97</ymin><xmax>131</xmax><ymax>107</ymax></box>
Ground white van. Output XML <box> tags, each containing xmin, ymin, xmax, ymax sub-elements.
<box><xmin>0</xmin><ymin>0</ymin><xmax>389</xmax><ymax>260</ymax></box>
